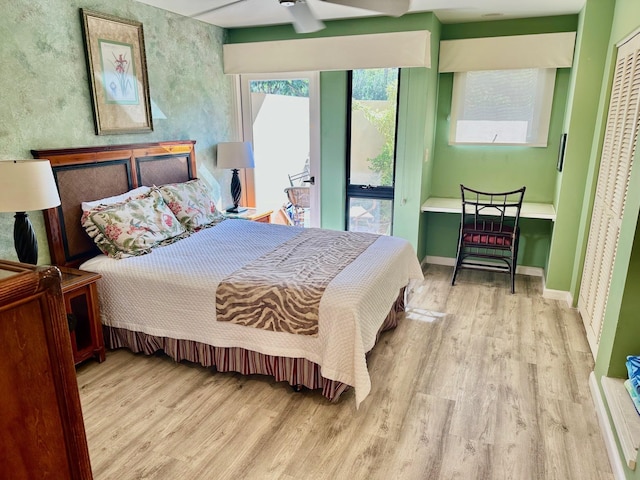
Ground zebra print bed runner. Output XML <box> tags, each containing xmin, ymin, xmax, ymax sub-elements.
<box><xmin>215</xmin><ymin>228</ymin><xmax>379</xmax><ymax>336</ymax></box>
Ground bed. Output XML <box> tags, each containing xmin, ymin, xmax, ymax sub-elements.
<box><xmin>34</xmin><ymin>141</ymin><xmax>423</xmax><ymax>406</ymax></box>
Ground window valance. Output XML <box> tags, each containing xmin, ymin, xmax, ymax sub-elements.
<box><xmin>439</xmin><ymin>32</ymin><xmax>577</xmax><ymax>73</ymax></box>
<box><xmin>223</xmin><ymin>30</ymin><xmax>431</xmax><ymax>74</ymax></box>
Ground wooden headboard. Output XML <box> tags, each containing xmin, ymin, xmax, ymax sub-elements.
<box><xmin>31</xmin><ymin>141</ymin><xmax>197</xmax><ymax>268</ymax></box>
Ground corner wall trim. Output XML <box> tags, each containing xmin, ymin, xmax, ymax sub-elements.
<box><xmin>590</xmin><ymin>372</ymin><xmax>627</xmax><ymax>480</ymax></box>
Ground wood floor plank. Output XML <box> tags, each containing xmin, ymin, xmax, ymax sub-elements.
<box><xmin>437</xmin><ymin>434</ymin><xmax>493</xmax><ymax>480</ymax></box>
<box><xmin>76</xmin><ymin>265</ymin><xmax>613</xmax><ymax>480</ymax></box>
<box><xmin>372</xmin><ymin>392</ymin><xmax>454</xmax><ymax>480</ymax></box>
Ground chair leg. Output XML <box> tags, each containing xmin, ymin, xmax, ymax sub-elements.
<box><xmin>510</xmin><ymin>264</ymin><xmax>516</xmax><ymax>294</ymax></box>
<box><xmin>510</xmin><ymin>235</ymin><xmax>520</xmax><ymax>294</ymax></box>
<box><xmin>451</xmin><ymin>238</ymin><xmax>463</xmax><ymax>286</ymax></box>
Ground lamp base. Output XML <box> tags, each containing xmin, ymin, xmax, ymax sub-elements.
<box><xmin>14</xmin><ymin>212</ymin><xmax>38</xmax><ymax>265</ymax></box>
<box><xmin>228</xmin><ymin>169</ymin><xmax>245</xmax><ymax>214</ymax></box>
<box><xmin>226</xmin><ymin>207</ymin><xmax>248</xmax><ymax>213</ymax></box>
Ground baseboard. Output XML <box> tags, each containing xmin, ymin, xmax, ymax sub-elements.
<box><xmin>517</xmin><ymin>265</ymin><xmax>544</xmax><ymax>277</ymax></box>
<box><xmin>423</xmin><ymin>255</ymin><xmax>454</xmax><ymax>267</ymax></box>
<box><xmin>424</xmin><ymin>256</ymin><xmax>575</xmax><ymax>303</ymax></box>
<box><xmin>542</xmin><ymin>287</ymin><xmax>574</xmax><ymax>307</ymax></box>
<box><xmin>590</xmin><ymin>372</ymin><xmax>627</xmax><ymax>480</ymax></box>
<box><xmin>424</xmin><ymin>256</ymin><xmax>544</xmax><ymax>277</ymax></box>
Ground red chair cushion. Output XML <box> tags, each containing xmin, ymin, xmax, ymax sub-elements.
<box><xmin>463</xmin><ymin>224</ymin><xmax>514</xmax><ymax>247</ymax></box>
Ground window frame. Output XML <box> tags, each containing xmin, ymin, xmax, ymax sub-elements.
<box><xmin>345</xmin><ymin>68</ymin><xmax>401</xmax><ymax>234</ymax></box>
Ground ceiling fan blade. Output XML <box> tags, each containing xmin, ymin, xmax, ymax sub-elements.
<box><xmin>288</xmin><ymin>1</ymin><xmax>325</xmax><ymax>33</ymax></box>
<box><xmin>323</xmin><ymin>0</ymin><xmax>410</xmax><ymax>17</ymax></box>
<box><xmin>191</xmin><ymin>0</ymin><xmax>247</xmax><ymax>19</ymax></box>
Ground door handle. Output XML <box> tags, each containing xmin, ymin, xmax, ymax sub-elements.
<box><xmin>303</xmin><ymin>176</ymin><xmax>315</xmax><ymax>185</ymax></box>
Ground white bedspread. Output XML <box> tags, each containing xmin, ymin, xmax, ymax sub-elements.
<box><xmin>81</xmin><ymin>220</ymin><xmax>423</xmax><ymax>406</ymax></box>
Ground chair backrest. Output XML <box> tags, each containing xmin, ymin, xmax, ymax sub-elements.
<box><xmin>285</xmin><ymin>186</ymin><xmax>310</xmax><ymax>208</ymax></box>
<box><xmin>460</xmin><ymin>185</ymin><xmax>526</xmax><ymax>233</ymax></box>
<box><xmin>288</xmin><ymin>168</ymin><xmax>310</xmax><ymax>186</ymax></box>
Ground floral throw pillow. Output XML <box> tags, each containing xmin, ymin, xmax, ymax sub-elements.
<box><xmin>81</xmin><ymin>189</ymin><xmax>188</xmax><ymax>259</ymax></box>
<box><xmin>158</xmin><ymin>179</ymin><xmax>223</xmax><ymax>231</ymax></box>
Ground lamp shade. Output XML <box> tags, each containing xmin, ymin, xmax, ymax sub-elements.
<box><xmin>0</xmin><ymin>160</ymin><xmax>61</xmax><ymax>212</ymax></box>
<box><xmin>217</xmin><ymin>142</ymin><xmax>255</xmax><ymax>169</ymax></box>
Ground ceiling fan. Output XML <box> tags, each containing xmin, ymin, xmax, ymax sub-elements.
<box><xmin>194</xmin><ymin>0</ymin><xmax>411</xmax><ymax>34</ymax></box>
<box><xmin>281</xmin><ymin>0</ymin><xmax>411</xmax><ymax>33</ymax></box>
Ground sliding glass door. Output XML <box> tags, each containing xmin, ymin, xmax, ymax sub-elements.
<box><xmin>239</xmin><ymin>72</ymin><xmax>320</xmax><ymax>227</ymax></box>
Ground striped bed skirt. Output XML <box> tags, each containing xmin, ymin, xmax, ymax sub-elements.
<box><xmin>104</xmin><ymin>287</ymin><xmax>405</xmax><ymax>402</ymax></box>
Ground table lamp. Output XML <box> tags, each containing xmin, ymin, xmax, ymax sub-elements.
<box><xmin>216</xmin><ymin>141</ymin><xmax>255</xmax><ymax>213</ymax></box>
<box><xmin>0</xmin><ymin>160</ymin><xmax>61</xmax><ymax>264</ymax></box>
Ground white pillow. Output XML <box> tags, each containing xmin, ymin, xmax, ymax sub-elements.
<box><xmin>81</xmin><ymin>186</ymin><xmax>152</xmax><ymax>212</ymax></box>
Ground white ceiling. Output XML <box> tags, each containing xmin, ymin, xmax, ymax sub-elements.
<box><xmin>135</xmin><ymin>0</ymin><xmax>586</xmax><ymax>29</ymax></box>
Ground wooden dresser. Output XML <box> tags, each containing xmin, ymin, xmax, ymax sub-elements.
<box><xmin>0</xmin><ymin>260</ymin><xmax>92</xmax><ymax>479</ymax></box>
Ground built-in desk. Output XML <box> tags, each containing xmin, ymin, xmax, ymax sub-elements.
<box><xmin>420</xmin><ymin>197</ymin><xmax>556</xmax><ymax>221</ymax></box>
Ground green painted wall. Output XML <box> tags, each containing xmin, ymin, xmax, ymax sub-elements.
<box><xmin>595</xmin><ymin>167</ymin><xmax>640</xmax><ymax>479</ymax></box>
<box><xmin>227</xmin><ymin>13</ymin><xmax>434</xmax><ymax>43</ymax></box>
<box><xmin>431</xmin><ymin>71</ymin><xmax>570</xmax><ymax>202</ymax></box>
<box><xmin>441</xmin><ymin>15</ymin><xmax>579</xmax><ymax>40</ymax></box>
<box><xmin>320</xmin><ymin>71</ymin><xmax>347</xmax><ymax>231</ymax></box>
<box><xmin>228</xmin><ymin>14</ymin><xmax>588</xmax><ymax>269</ymax></box>
<box><xmin>422</xmin><ymin>17</ymin><xmax>577</xmax><ymax>269</ymax></box>
<box><xmin>0</xmin><ymin>0</ymin><xmax>234</xmax><ymax>264</ymax></box>
<box><xmin>228</xmin><ymin>13</ymin><xmax>439</xmax><ymax>252</ymax></box>
<box><xmin>578</xmin><ymin>0</ymin><xmax>640</xmax><ymax>477</ymax></box>
<box><xmin>417</xmin><ymin>17</ymin><xmax>441</xmax><ymax>259</ymax></box>
<box><xmin>424</xmin><ymin>214</ymin><xmax>553</xmax><ymax>268</ymax></box>
<box><xmin>594</xmin><ymin>0</ymin><xmax>640</xmax><ymax>381</ymax></box>
<box><xmin>545</xmin><ymin>0</ymin><xmax>615</xmax><ymax>292</ymax></box>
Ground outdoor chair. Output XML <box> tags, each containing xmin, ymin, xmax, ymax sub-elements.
<box><xmin>284</xmin><ymin>186</ymin><xmax>310</xmax><ymax>226</ymax></box>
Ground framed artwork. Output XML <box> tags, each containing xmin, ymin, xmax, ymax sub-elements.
<box><xmin>80</xmin><ymin>9</ymin><xmax>153</xmax><ymax>135</ymax></box>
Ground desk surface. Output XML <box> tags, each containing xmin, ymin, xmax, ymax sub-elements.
<box><xmin>421</xmin><ymin>197</ymin><xmax>556</xmax><ymax>221</ymax></box>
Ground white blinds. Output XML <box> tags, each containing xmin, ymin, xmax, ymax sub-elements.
<box><xmin>439</xmin><ymin>32</ymin><xmax>576</xmax><ymax>72</ymax></box>
<box><xmin>223</xmin><ymin>31</ymin><xmax>431</xmax><ymax>74</ymax></box>
<box><xmin>578</xmin><ymin>31</ymin><xmax>640</xmax><ymax>357</ymax></box>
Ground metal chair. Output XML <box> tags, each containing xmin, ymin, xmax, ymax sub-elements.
<box><xmin>284</xmin><ymin>186</ymin><xmax>310</xmax><ymax>226</ymax></box>
<box><xmin>288</xmin><ymin>166</ymin><xmax>310</xmax><ymax>186</ymax></box>
<box><xmin>451</xmin><ymin>185</ymin><xmax>526</xmax><ymax>293</ymax></box>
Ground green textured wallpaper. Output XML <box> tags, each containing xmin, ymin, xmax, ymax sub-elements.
<box><xmin>0</xmin><ymin>0</ymin><xmax>234</xmax><ymax>264</ymax></box>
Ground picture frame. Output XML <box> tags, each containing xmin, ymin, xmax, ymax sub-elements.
<box><xmin>557</xmin><ymin>133</ymin><xmax>567</xmax><ymax>172</ymax></box>
<box><xmin>80</xmin><ymin>9</ymin><xmax>153</xmax><ymax>135</ymax></box>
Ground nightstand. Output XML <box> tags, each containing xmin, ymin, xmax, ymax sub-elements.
<box><xmin>58</xmin><ymin>266</ymin><xmax>105</xmax><ymax>366</ymax></box>
<box><xmin>225</xmin><ymin>208</ymin><xmax>273</xmax><ymax>223</ymax></box>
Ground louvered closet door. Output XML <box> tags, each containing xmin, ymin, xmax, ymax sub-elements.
<box><xmin>579</xmin><ymin>31</ymin><xmax>640</xmax><ymax>357</ymax></box>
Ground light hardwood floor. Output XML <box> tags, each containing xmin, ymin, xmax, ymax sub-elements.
<box><xmin>76</xmin><ymin>264</ymin><xmax>613</xmax><ymax>480</ymax></box>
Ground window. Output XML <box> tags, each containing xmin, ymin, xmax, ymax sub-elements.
<box><xmin>346</xmin><ymin>68</ymin><xmax>400</xmax><ymax>235</ymax></box>
<box><xmin>449</xmin><ymin>68</ymin><xmax>556</xmax><ymax>146</ymax></box>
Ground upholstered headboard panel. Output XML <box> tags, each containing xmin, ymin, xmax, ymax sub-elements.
<box><xmin>31</xmin><ymin>141</ymin><xmax>196</xmax><ymax>268</ymax></box>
